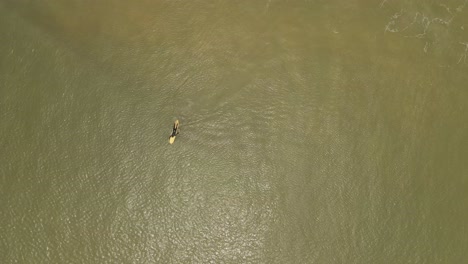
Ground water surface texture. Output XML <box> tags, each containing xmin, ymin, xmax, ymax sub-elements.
<box><xmin>1</xmin><ymin>1</ymin><xmax>468</xmax><ymax>263</ymax></box>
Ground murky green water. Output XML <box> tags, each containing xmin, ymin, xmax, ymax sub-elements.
<box><xmin>1</xmin><ymin>1</ymin><xmax>467</xmax><ymax>263</ymax></box>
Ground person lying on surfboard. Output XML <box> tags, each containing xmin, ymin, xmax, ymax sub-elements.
<box><xmin>169</xmin><ymin>120</ymin><xmax>179</xmax><ymax>144</ymax></box>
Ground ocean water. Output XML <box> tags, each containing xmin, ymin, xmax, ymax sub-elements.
<box><xmin>1</xmin><ymin>1</ymin><xmax>467</xmax><ymax>263</ymax></box>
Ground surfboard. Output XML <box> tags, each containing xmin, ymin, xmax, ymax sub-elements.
<box><xmin>169</xmin><ymin>120</ymin><xmax>179</xmax><ymax>144</ymax></box>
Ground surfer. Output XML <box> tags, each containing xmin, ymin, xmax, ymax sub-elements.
<box><xmin>169</xmin><ymin>120</ymin><xmax>180</xmax><ymax>144</ymax></box>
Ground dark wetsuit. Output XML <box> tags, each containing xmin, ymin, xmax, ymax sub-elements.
<box><xmin>170</xmin><ymin>124</ymin><xmax>179</xmax><ymax>137</ymax></box>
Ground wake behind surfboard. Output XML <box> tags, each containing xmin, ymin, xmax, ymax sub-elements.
<box><xmin>169</xmin><ymin>120</ymin><xmax>179</xmax><ymax>144</ymax></box>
